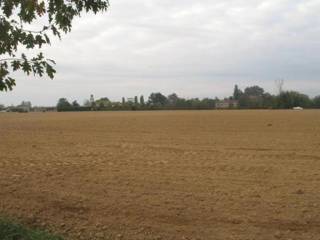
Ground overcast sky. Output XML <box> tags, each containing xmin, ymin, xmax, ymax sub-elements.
<box><xmin>1</xmin><ymin>0</ymin><xmax>320</xmax><ymax>106</ymax></box>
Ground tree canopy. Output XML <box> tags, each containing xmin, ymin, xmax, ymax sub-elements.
<box><xmin>278</xmin><ymin>91</ymin><xmax>312</xmax><ymax>109</ymax></box>
<box><xmin>233</xmin><ymin>84</ymin><xmax>242</xmax><ymax>100</ymax></box>
<box><xmin>0</xmin><ymin>0</ymin><xmax>109</xmax><ymax>91</ymax></box>
<box><xmin>149</xmin><ymin>92</ymin><xmax>168</xmax><ymax>106</ymax></box>
<box><xmin>244</xmin><ymin>85</ymin><xmax>264</xmax><ymax>97</ymax></box>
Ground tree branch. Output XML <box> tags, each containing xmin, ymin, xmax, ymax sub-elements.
<box><xmin>0</xmin><ymin>58</ymin><xmax>21</xmax><ymax>62</ymax></box>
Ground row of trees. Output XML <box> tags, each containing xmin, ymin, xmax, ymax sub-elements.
<box><xmin>56</xmin><ymin>85</ymin><xmax>320</xmax><ymax>111</ymax></box>
<box><xmin>232</xmin><ymin>85</ymin><xmax>320</xmax><ymax>109</ymax></box>
<box><xmin>57</xmin><ymin>93</ymin><xmax>217</xmax><ymax>111</ymax></box>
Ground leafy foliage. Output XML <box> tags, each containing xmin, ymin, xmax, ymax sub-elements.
<box><xmin>139</xmin><ymin>95</ymin><xmax>145</xmax><ymax>105</ymax></box>
<box><xmin>277</xmin><ymin>91</ymin><xmax>312</xmax><ymax>109</ymax></box>
<box><xmin>0</xmin><ymin>0</ymin><xmax>109</xmax><ymax>91</ymax></box>
<box><xmin>0</xmin><ymin>217</ymin><xmax>63</xmax><ymax>240</ymax></box>
<box><xmin>72</xmin><ymin>100</ymin><xmax>80</xmax><ymax>107</ymax></box>
<box><xmin>96</xmin><ymin>97</ymin><xmax>110</xmax><ymax>108</ymax></box>
<box><xmin>233</xmin><ymin>84</ymin><xmax>242</xmax><ymax>100</ymax></box>
<box><xmin>148</xmin><ymin>92</ymin><xmax>168</xmax><ymax>106</ymax></box>
<box><xmin>234</xmin><ymin>85</ymin><xmax>314</xmax><ymax>109</ymax></box>
<box><xmin>56</xmin><ymin>97</ymin><xmax>71</xmax><ymax>111</ymax></box>
<box><xmin>314</xmin><ymin>96</ymin><xmax>320</xmax><ymax>108</ymax></box>
<box><xmin>244</xmin><ymin>85</ymin><xmax>264</xmax><ymax>97</ymax></box>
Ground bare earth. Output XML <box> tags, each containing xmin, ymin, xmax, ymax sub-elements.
<box><xmin>1</xmin><ymin>110</ymin><xmax>320</xmax><ymax>240</ymax></box>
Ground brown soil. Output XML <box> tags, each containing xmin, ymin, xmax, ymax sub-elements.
<box><xmin>0</xmin><ymin>110</ymin><xmax>320</xmax><ymax>240</ymax></box>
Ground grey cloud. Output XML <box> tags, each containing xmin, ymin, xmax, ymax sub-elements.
<box><xmin>0</xmin><ymin>0</ymin><xmax>319</xmax><ymax>105</ymax></box>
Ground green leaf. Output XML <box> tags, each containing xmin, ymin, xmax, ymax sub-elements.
<box><xmin>22</xmin><ymin>60</ymin><xmax>32</xmax><ymax>75</ymax></box>
<box><xmin>11</xmin><ymin>60</ymin><xmax>21</xmax><ymax>71</ymax></box>
<box><xmin>45</xmin><ymin>63</ymin><xmax>56</xmax><ymax>79</ymax></box>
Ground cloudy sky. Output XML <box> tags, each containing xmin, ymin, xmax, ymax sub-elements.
<box><xmin>1</xmin><ymin>0</ymin><xmax>320</xmax><ymax>106</ymax></box>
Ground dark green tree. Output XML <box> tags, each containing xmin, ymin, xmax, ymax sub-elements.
<box><xmin>233</xmin><ymin>85</ymin><xmax>242</xmax><ymax>100</ymax></box>
<box><xmin>134</xmin><ymin>96</ymin><xmax>138</xmax><ymax>105</ymax></box>
<box><xmin>96</xmin><ymin>97</ymin><xmax>110</xmax><ymax>108</ymax></box>
<box><xmin>140</xmin><ymin>95</ymin><xmax>145</xmax><ymax>105</ymax></box>
<box><xmin>175</xmin><ymin>98</ymin><xmax>188</xmax><ymax>108</ymax></box>
<box><xmin>239</xmin><ymin>85</ymin><xmax>265</xmax><ymax>108</ymax></box>
<box><xmin>261</xmin><ymin>93</ymin><xmax>276</xmax><ymax>109</ymax></box>
<box><xmin>148</xmin><ymin>92</ymin><xmax>168</xmax><ymax>106</ymax></box>
<box><xmin>189</xmin><ymin>98</ymin><xmax>201</xmax><ymax>108</ymax></box>
<box><xmin>72</xmin><ymin>100</ymin><xmax>80</xmax><ymax>108</ymax></box>
<box><xmin>168</xmin><ymin>93</ymin><xmax>179</xmax><ymax>106</ymax></box>
<box><xmin>0</xmin><ymin>0</ymin><xmax>109</xmax><ymax>91</ymax></box>
<box><xmin>313</xmin><ymin>96</ymin><xmax>320</xmax><ymax>108</ymax></box>
<box><xmin>278</xmin><ymin>91</ymin><xmax>311</xmax><ymax>109</ymax></box>
<box><xmin>57</xmin><ymin>98</ymin><xmax>71</xmax><ymax>111</ymax></box>
<box><xmin>201</xmin><ymin>98</ymin><xmax>216</xmax><ymax>108</ymax></box>
<box><xmin>244</xmin><ymin>86</ymin><xmax>264</xmax><ymax>97</ymax></box>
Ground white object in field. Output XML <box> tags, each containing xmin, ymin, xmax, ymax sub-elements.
<box><xmin>293</xmin><ymin>106</ymin><xmax>303</xmax><ymax>110</ymax></box>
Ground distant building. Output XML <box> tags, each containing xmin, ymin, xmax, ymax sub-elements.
<box><xmin>215</xmin><ymin>99</ymin><xmax>239</xmax><ymax>109</ymax></box>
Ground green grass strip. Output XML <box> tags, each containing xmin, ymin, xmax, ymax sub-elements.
<box><xmin>0</xmin><ymin>218</ymin><xmax>64</xmax><ymax>240</ymax></box>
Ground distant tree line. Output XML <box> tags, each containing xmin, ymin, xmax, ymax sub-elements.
<box><xmin>1</xmin><ymin>85</ymin><xmax>319</xmax><ymax>112</ymax></box>
<box><xmin>232</xmin><ymin>85</ymin><xmax>319</xmax><ymax>109</ymax></box>
<box><xmin>55</xmin><ymin>85</ymin><xmax>320</xmax><ymax>112</ymax></box>
<box><xmin>56</xmin><ymin>93</ymin><xmax>217</xmax><ymax>112</ymax></box>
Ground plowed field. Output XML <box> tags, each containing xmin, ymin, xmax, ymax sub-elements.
<box><xmin>1</xmin><ymin>110</ymin><xmax>320</xmax><ymax>240</ymax></box>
